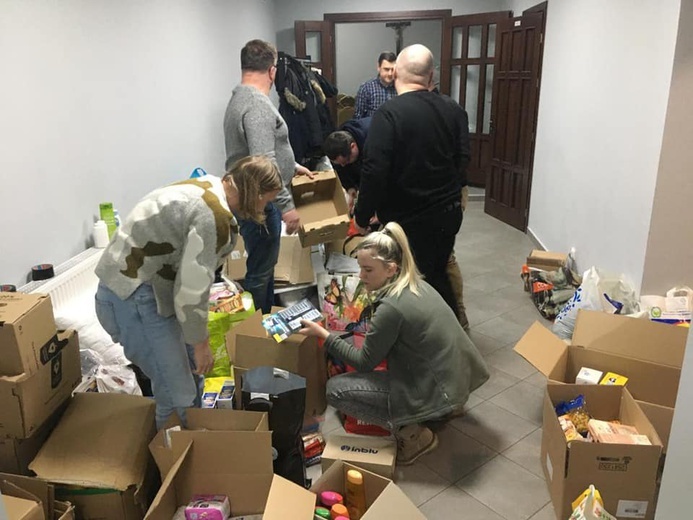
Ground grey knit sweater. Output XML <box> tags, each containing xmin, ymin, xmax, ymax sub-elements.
<box><xmin>223</xmin><ymin>84</ymin><xmax>296</xmax><ymax>213</ymax></box>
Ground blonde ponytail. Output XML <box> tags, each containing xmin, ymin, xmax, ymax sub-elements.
<box><xmin>355</xmin><ymin>221</ymin><xmax>422</xmax><ymax>297</ymax></box>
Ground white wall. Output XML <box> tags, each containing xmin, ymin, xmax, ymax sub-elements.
<box><xmin>274</xmin><ymin>0</ymin><xmax>507</xmax><ymax>55</ymax></box>
<box><xmin>335</xmin><ymin>20</ymin><xmax>442</xmax><ymax>96</ymax></box>
<box><xmin>0</xmin><ymin>0</ymin><xmax>275</xmax><ymax>287</ymax></box>
<box><xmin>527</xmin><ymin>0</ymin><xmax>680</xmax><ymax>291</ymax></box>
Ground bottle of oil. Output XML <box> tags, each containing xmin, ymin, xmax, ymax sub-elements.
<box><xmin>345</xmin><ymin>469</ymin><xmax>366</xmax><ymax>520</ymax></box>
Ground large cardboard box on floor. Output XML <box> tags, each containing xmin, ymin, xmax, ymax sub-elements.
<box><xmin>227</xmin><ymin>309</ymin><xmax>327</xmax><ymax>416</ymax></box>
<box><xmin>145</xmin><ymin>434</ymin><xmax>424</xmax><ymax>519</ymax></box>
<box><xmin>514</xmin><ymin>310</ymin><xmax>688</xmax><ymax>449</ymax></box>
<box><xmin>0</xmin><ymin>473</ymin><xmax>76</xmax><ymax>520</ymax></box>
<box><xmin>542</xmin><ymin>384</ymin><xmax>663</xmax><ymax>520</ymax></box>
<box><xmin>0</xmin><ymin>292</ymin><xmax>58</xmax><ymax>377</ymax></box>
<box><xmin>224</xmin><ymin>235</ymin><xmax>314</xmax><ymax>285</ymax></box>
<box><xmin>321</xmin><ymin>433</ymin><xmax>397</xmax><ymax>478</ymax></box>
<box><xmin>291</xmin><ymin>170</ymin><xmax>350</xmax><ymax>247</ymax></box>
<box><xmin>149</xmin><ymin>408</ymin><xmax>269</xmax><ymax>478</ymax></box>
<box><xmin>0</xmin><ymin>404</ymin><xmax>66</xmax><ymax>475</ymax></box>
<box><xmin>0</xmin><ymin>329</ymin><xmax>81</xmax><ymax>439</ymax></box>
<box><xmin>30</xmin><ymin>393</ymin><xmax>157</xmax><ymax>520</ymax></box>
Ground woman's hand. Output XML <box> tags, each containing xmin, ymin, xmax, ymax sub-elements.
<box><xmin>295</xmin><ymin>164</ymin><xmax>314</xmax><ymax>179</ymax></box>
<box><xmin>192</xmin><ymin>339</ymin><xmax>214</xmax><ymax>375</ymax></box>
<box><xmin>298</xmin><ymin>319</ymin><xmax>330</xmax><ymax>340</ymax></box>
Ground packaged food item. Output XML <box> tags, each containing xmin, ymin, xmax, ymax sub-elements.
<box><xmin>569</xmin><ymin>485</ymin><xmax>616</xmax><ymax>520</ymax></box>
<box><xmin>555</xmin><ymin>394</ymin><xmax>590</xmax><ymax>434</ymax></box>
<box><xmin>575</xmin><ymin>367</ymin><xmax>604</xmax><ymax>385</ymax></box>
<box><xmin>599</xmin><ymin>372</ymin><xmax>628</xmax><ymax>386</ymax></box>
<box><xmin>185</xmin><ymin>494</ymin><xmax>230</xmax><ymax>520</ymax></box>
<box><xmin>587</xmin><ymin>419</ymin><xmax>651</xmax><ymax>445</ymax></box>
<box><xmin>558</xmin><ymin>415</ymin><xmax>584</xmax><ymax>443</ymax></box>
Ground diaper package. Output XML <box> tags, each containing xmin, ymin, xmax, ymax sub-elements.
<box><xmin>185</xmin><ymin>495</ymin><xmax>231</xmax><ymax>520</ymax></box>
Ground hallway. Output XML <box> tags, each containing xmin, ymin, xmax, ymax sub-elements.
<box><xmin>314</xmin><ymin>200</ymin><xmax>556</xmax><ymax>519</ymax></box>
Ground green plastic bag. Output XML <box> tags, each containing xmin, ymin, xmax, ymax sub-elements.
<box><xmin>207</xmin><ymin>292</ymin><xmax>256</xmax><ymax>377</ymax></box>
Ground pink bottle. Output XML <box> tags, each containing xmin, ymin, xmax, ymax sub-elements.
<box><xmin>320</xmin><ymin>491</ymin><xmax>344</xmax><ymax>508</ymax></box>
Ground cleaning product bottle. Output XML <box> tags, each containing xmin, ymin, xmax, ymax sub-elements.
<box><xmin>93</xmin><ymin>220</ymin><xmax>110</xmax><ymax>248</ymax></box>
<box><xmin>314</xmin><ymin>507</ymin><xmax>331</xmax><ymax>520</ymax></box>
<box><xmin>330</xmin><ymin>503</ymin><xmax>350</xmax><ymax>519</ymax></box>
<box><xmin>320</xmin><ymin>491</ymin><xmax>344</xmax><ymax>508</ymax></box>
<box><xmin>345</xmin><ymin>469</ymin><xmax>366</xmax><ymax>520</ymax></box>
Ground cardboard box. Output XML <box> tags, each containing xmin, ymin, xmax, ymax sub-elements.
<box><xmin>227</xmin><ymin>310</ymin><xmax>327</xmax><ymax>416</ymax></box>
<box><xmin>0</xmin><ymin>472</ymin><xmax>76</xmax><ymax>520</ymax></box>
<box><xmin>0</xmin><ymin>404</ymin><xmax>65</xmax><ymax>474</ymax></box>
<box><xmin>149</xmin><ymin>408</ymin><xmax>269</xmax><ymax>478</ymax></box>
<box><xmin>224</xmin><ymin>235</ymin><xmax>315</xmax><ymax>285</ymax></box>
<box><xmin>514</xmin><ymin>311</ymin><xmax>687</xmax><ymax>408</ymax></box>
<box><xmin>30</xmin><ymin>393</ymin><xmax>157</xmax><ymax>520</ymax></box>
<box><xmin>542</xmin><ymin>385</ymin><xmax>663</xmax><ymax>520</ymax></box>
<box><xmin>291</xmin><ymin>170</ymin><xmax>350</xmax><ymax>247</ymax></box>
<box><xmin>2</xmin><ymin>494</ymin><xmax>43</xmax><ymax>520</ymax></box>
<box><xmin>145</xmin><ymin>435</ymin><xmax>424</xmax><ymax>519</ymax></box>
<box><xmin>636</xmin><ymin>401</ymin><xmax>675</xmax><ymax>452</ymax></box>
<box><xmin>321</xmin><ymin>434</ymin><xmax>397</xmax><ymax>478</ymax></box>
<box><xmin>0</xmin><ymin>329</ymin><xmax>81</xmax><ymax>439</ymax></box>
<box><xmin>526</xmin><ymin>249</ymin><xmax>568</xmax><ymax>271</ymax></box>
<box><xmin>0</xmin><ymin>292</ymin><xmax>58</xmax><ymax>377</ymax></box>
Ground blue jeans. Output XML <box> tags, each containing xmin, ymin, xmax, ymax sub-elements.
<box><xmin>95</xmin><ymin>283</ymin><xmax>203</xmax><ymax>429</ymax></box>
<box><xmin>327</xmin><ymin>371</ymin><xmax>393</xmax><ymax>431</ymax></box>
<box><xmin>238</xmin><ymin>202</ymin><xmax>281</xmax><ymax>314</ymax></box>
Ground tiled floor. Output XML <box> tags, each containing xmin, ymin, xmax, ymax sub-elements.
<box><xmin>309</xmin><ymin>200</ymin><xmax>557</xmax><ymax>519</ymax></box>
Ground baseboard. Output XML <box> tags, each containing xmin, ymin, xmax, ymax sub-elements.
<box><xmin>526</xmin><ymin>226</ymin><xmax>547</xmax><ymax>251</ymax></box>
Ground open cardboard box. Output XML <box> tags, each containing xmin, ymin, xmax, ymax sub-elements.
<box><xmin>145</xmin><ymin>433</ymin><xmax>424</xmax><ymax>519</ymax></box>
<box><xmin>0</xmin><ymin>473</ymin><xmax>75</xmax><ymax>520</ymax></box>
<box><xmin>0</xmin><ymin>329</ymin><xmax>81</xmax><ymax>439</ymax></box>
<box><xmin>29</xmin><ymin>393</ymin><xmax>158</xmax><ymax>520</ymax></box>
<box><xmin>0</xmin><ymin>292</ymin><xmax>57</xmax><ymax>377</ymax></box>
<box><xmin>224</xmin><ymin>235</ymin><xmax>314</xmax><ymax>285</ymax></box>
<box><xmin>149</xmin><ymin>408</ymin><xmax>269</xmax><ymax>478</ymax></box>
<box><xmin>542</xmin><ymin>384</ymin><xmax>663</xmax><ymax>520</ymax></box>
<box><xmin>226</xmin><ymin>309</ymin><xmax>327</xmax><ymax>416</ymax></box>
<box><xmin>291</xmin><ymin>170</ymin><xmax>350</xmax><ymax>247</ymax></box>
<box><xmin>321</xmin><ymin>434</ymin><xmax>396</xmax><ymax>479</ymax></box>
<box><xmin>514</xmin><ymin>310</ymin><xmax>688</xmax><ymax>447</ymax></box>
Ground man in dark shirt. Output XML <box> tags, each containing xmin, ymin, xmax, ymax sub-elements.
<box><xmin>355</xmin><ymin>44</ymin><xmax>470</xmax><ymax>315</ymax></box>
<box><xmin>323</xmin><ymin>117</ymin><xmax>371</xmax><ymax>207</ymax></box>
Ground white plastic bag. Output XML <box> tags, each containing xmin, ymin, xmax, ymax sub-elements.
<box><xmin>95</xmin><ymin>364</ymin><xmax>142</xmax><ymax>395</ymax></box>
<box><xmin>553</xmin><ymin>267</ymin><xmax>639</xmax><ymax>339</ymax></box>
<box><xmin>569</xmin><ymin>485</ymin><xmax>616</xmax><ymax>519</ymax></box>
<box><xmin>640</xmin><ymin>286</ymin><xmax>693</xmax><ymax>324</ymax></box>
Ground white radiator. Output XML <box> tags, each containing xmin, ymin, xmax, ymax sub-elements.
<box><xmin>20</xmin><ymin>248</ymin><xmax>103</xmax><ymax>313</ymax></box>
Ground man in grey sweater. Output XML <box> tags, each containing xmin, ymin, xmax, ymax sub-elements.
<box><xmin>223</xmin><ymin>39</ymin><xmax>311</xmax><ymax>313</ymax></box>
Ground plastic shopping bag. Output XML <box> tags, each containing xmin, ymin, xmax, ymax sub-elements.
<box><xmin>553</xmin><ymin>267</ymin><xmax>639</xmax><ymax>339</ymax></box>
<box><xmin>569</xmin><ymin>485</ymin><xmax>616</xmax><ymax>520</ymax></box>
<box><xmin>640</xmin><ymin>286</ymin><xmax>693</xmax><ymax>325</ymax></box>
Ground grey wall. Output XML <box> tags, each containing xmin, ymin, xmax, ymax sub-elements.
<box><xmin>334</xmin><ymin>19</ymin><xmax>442</xmax><ymax>96</ymax></box>
<box><xmin>0</xmin><ymin>0</ymin><xmax>276</xmax><ymax>286</ymax></box>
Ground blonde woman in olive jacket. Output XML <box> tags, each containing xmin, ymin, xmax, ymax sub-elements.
<box><xmin>299</xmin><ymin>221</ymin><xmax>489</xmax><ymax>465</ymax></box>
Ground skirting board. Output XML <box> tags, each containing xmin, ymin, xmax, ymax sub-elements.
<box><xmin>526</xmin><ymin>226</ymin><xmax>547</xmax><ymax>251</ymax></box>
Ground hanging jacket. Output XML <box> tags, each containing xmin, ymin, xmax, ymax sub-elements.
<box><xmin>275</xmin><ymin>52</ymin><xmax>337</xmax><ymax>163</ymax></box>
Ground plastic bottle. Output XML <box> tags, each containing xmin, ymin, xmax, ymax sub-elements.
<box><xmin>93</xmin><ymin>220</ymin><xmax>110</xmax><ymax>248</ymax></box>
<box><xmin>345</xmin><ymin>469</ymin><xmax>366</xmax><ymax>520</ymax></box>
<box><xmin>113</xmin><ymin>209</ymin><xmax>121</xmax><ymax>228</ymax></box>
<box><xmin>314</xmin><ymin>507</ymin><xmax>331</xmax><ymax>519</ymax></box>
<box><xmin>320</xmin><ymin>491</ymin><xmax>344</xmax><ymax>508</ymax></box>
<box><xmin>330</xmin><ymin>503</ymin><xmax>350</xmax><ymax>519</ymax></box>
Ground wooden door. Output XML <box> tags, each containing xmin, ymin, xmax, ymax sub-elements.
<box><xmin>441</xmin><ymin>11</ymin><xmax>512</xmax><ymax>187</ymax></box>
<box><xmin>294</xmin><ymin>21</ymin><xmax>334</xmax><ymax>81</ymax></box>
<box><xmin>484</xmin><ymin>8</ymin><xmax>545</xmax><ymax>231</ymax></box>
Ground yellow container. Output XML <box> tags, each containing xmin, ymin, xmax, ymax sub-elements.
<box><xmin>345</xmin><ymin>469</ymin><xmax>366</xmax><ymax>520</ymax></box>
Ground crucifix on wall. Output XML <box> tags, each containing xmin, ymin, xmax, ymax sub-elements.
<box><xmin>385</xmin><ymin>21</ymin><xmax>411</xmax><ymax>54</ymax></box>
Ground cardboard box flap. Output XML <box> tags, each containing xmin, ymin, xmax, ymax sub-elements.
<box><xmin>0</xmin><ymin>481</ymin><xmax>44</xmax><ymax>520</ymax></box>
<box><xmin>290</xmin><ymin>170</ymin><xmax>337</xmax><ymax>190</ymax></box>
<box><xmin>0</xmin><ymin>473</ymin><xmax>53</xmax><ymax>519</ymax></box>
<box><xmin>573</xmin><ymin>310</ymin><xmax>687</xmax><ymax>368</ymax></box>
<box><xmin>302</xmin><ymin>214</ymin><xmax>351</xmax><ymax>233</ymax></box>
<box><xmin>514</xmin><ymin>322</ymin><xmax>568</xmax><ymax>377</ymax></box>
<box><xmin>226</xmin><ymin>310</ymin><xmax>265</xmax><ymax>363</ymax></box>
<box><xmin>184</xmin><ymin>408</ymin><xmax>268</xmax><ymax>432</ymax></box>
<box><xmin>636</xmin><ymin>401</ymin><xmax>674</xmax><ymax>451</ymax></box>
<box><xmin>30</xmin><ymin>393</ymin><xmax>155</xmax><ymax>491</ymax></box>
<box><xmin>0</xmin><ymin>293</ymin><xmax>48</xmax><ymax>323</ymax></box>
<box><xmin>363</xmin><ymin>481</ymin><xmax>426</xmax><ymax>520</ymax></box>
<box><xmin>262</xmin><ymin>474</ymin><xmax>315</xmax><ymax>519</ymax></box>
<box><xmin>145</xmin><ymin>439</ymin><xmax>193</xmax><ymax>520</ymax></box>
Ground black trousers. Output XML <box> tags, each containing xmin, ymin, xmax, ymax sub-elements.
<box><xmin>401</xmin><ymin>204</ymin><xmax>463</xmax><ymax>316</ymax></box>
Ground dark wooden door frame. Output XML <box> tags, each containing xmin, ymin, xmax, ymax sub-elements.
<box><xmin>322</xmin><ymin>10</ymin><xmax>453</xmax><ymax>91</ymax></box>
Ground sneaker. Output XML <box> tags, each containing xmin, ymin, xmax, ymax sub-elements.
<box><xmin>396</xmin><ymin>424</ymin><xmax>439</xmax><ymax>466</ymax></box>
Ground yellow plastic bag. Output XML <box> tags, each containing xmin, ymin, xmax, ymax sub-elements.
<box><xmin>569</xmin><ymin>485</ymin><xmax>616</xmax><ymax>520</ymax></box>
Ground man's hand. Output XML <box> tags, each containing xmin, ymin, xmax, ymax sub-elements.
<box><xmin>295</xmin><ymin>164</ymin><xmax>314</xmax><ymax>179</ymax></box>
<box><xmin>282</xmin><ymin>209</ymin><xmax>301</xmax><ymax>235</ymax></box>
<box><xmin>192</xmin><ymin>339</ymin><xmax>214</xmax><ymax>375</ymax></box>
<box><xmin>298</xmin><ymin>319</ymin><xmax>330</xmax><ymax>340</ymax></box>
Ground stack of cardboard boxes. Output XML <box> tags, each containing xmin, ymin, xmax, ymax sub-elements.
<box><xmin>0</xmin><ymin>292</ymin><xmax>81</xmax><ymax>475</ymax></box>
<box><xmin>515</xmin><ymin>310</ymin><xmax>688</xmax><ymax>519</ymax></box>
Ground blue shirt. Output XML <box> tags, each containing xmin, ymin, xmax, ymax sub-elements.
<box><xmin>354</xmin><ymin>77</ymin><xmax>397</xmax><ymax>119</ymax></box>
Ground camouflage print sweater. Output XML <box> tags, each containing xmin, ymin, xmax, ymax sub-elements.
<box><xmin>95</xmin><ymin>175</ymin><xmax>238</xmax><ymax>345</ymax></box>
